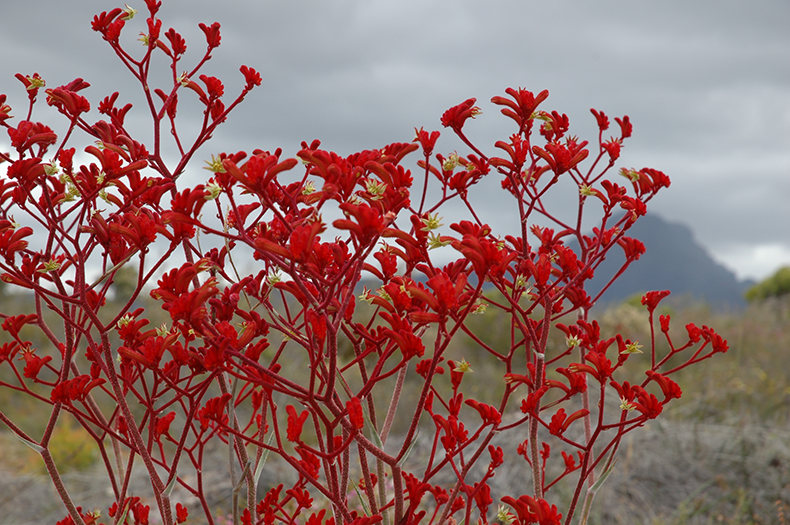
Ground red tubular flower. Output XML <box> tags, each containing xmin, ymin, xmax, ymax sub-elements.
<box><xmin>485</xmin><ymin>445</ymin><xmax>504</xmax><ymax>474</ymax></box>
<box><xmin>154</xmin><ymin>411</ymin><xmax>176</xmax><ymax>442</ymax></box>
<box><xmin>20</xmin><ymin>350</ymin><xmax>52</xmax><ymax>380</ymax></box>
<box><xmin>146</xmin><ymin>16</ymin><xmax>162</xmax><ymax>43</ymax></box>
<box><xmin>2</xmin><ymin>313</ymin><xmax>37</xmax><ymax>341</ymax></box>
<box><xmin>501</xmin><ymin>494</ymin><xmax>562</xmax><ymax>525</ymax></box>
<box><xmin>569</xmin><ymin>351</ymin><xmax>613</xmax><ymax>383</ymax></box>
<box><xmin>198</xmin><ymin>393</ymin><xmax>232</xmax><ymax>431</ymax></box>
<box><xmin>441</xmin><ymin>98</ymin><xmax>481</xmax><ymax>131</ymax></box>
<box><xmin>0</xmin><ymin>94</ymin><xmax>12</xmax><ymax>123</ymax></box>
<box><xmin>553</xmin><ymin>367</ymin><xmax>587</xmax><ymax>395</ymax></box>
<box><xmin>532</xmin><ymin>140</ymin><xmax>589</xmax><ymax>175</ymax></box>
<box><xmin>0</xmin><ymin>222</ymin><xmax>33</xmax><ymax>265</ymax></box>
<box><xmin>145</xmin><ymin>0</ymin><xmax>162</xmax><ymax>16</ymax></box>
<box><xmin>164</xmin><ymin>28</ymin><xmax>187</xmax><ymax>57</ymax></box>
<box><xmin>198</xmin><ymin>22</ymin><xmax>221</xmax><ymax>49</ymax></box>
<box><xmin>199</xmin><ymin>75</ymin><xmax>224</xmax><ymax>100</ymax></box>
<box><xmin>701</xmin><ymin>325</ymin><xmax>729</xmax><ymax>353</ymax></box>
<box><xmin>240</xmin><ymin>65</ymin><xmax>262</xmax><ymax>90</ymax></box>
<box><xmin>561</xmin><ymin>451</ymin><xmax>582</xmax><ymax>473</ymax></box>
<box><xmin>131</xmin><ymin>501</ymin><xmax>150</xmax><ymax>525</ymax></box>
<box><xmin>645</xmin><ymin>370</ymin><xmax>682</xmax><ymax>401</ymax></box>
<box><xmin>286</xmin><ymin>405</ymin><xmax>309</xmax><ymax>442</ymax></box>
<box><xmin>175</xmin><ymin>503</ymin><xmax>188</xmax><ymax>524</ymax></box>
<box><xmin>633</xmin><ymin>390</ymin><xmax>663</xmax><ymax>419</ymax></box>
<box><xmin>686</xmin><ymin>323</ymin><xmax>702</xmax><ymax>343</ymax></box>
<box><xmin>91</xmin><ymin>8</ymin><xmax>124</xmax><ymax>39</ymax></box>
<box><xmin>538</xmin><ymin>110</ymin><xmax>570</xmax><ymax>142</ymax></box>
<box><xmin>288</xmin><ymin>222</ymin><xmax>323</xmax><ymax>262</ymax></box>
<box><xmin>491</xmin><ymin>87</ymin><xmax>550</xmax><ymax>132</ymax></box>
<box><xmin>618</xmin><ymin>236</ymin><xmax>645</xmax><ymax>261</ymax></box>
<box><xmin>0</xmin><ymin>342</ymin><xmax>20</xmax><ymax>364</ymax></box>
<box><xmin>8</xmin><ymin>120</ymin><xmax>57</xmax><ymax>153</ymax></box>
<box><xmin>413</xmin><ymin>127</ymin><xmax>440</xmax><ymax>156</ymax></box>
<box><xmin>333</xmin><ymin>202</ymin><xmax>387</xmax><ymax>245</ymax></box>
<box><xmin>385</xmin><ymin>327</ymin><xmax>425</xmax><ymax>360</ymax></box>
<box><xmin>641</xmin><ymin>290</ymin><xmax>670</xmax><ymax>314</ymax></box>
<box><xmin>602</xmin><ymin>138</ymin><xmax>622</xmax><ymax>161</ymax></box>
<box><xmin>46</xmin><ymin>86</ymin><xmax>91</xmax><ymax>119</ymax></box>
<box><xmin>520</xmin><ymin>385</ymin><xmax>549</xmax><ymax>415</ymax></box>
<box><xmin>615</xmin><ymin>115</ymin><xmax>633</xmax><ymax>138</ymax></box>
<box><xmin>548</xmin><ymin>408</ymin><xmax>589</xmax><ymax>436</ymax></box>
<box><xmin>590</xmin><ymin>108</ymin><xmax>610</xmax><ymax>131</ymax></box>
<box><xmin>465</xmin><ymin>399</ymin><xmax>501</xmax><ymax>426</ymax></box>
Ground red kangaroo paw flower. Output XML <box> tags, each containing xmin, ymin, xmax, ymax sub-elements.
<box><xmin>441</xmin><ymin>98</ymin><xmax>481</xmax><ymax>132</ymax></box>
<box><xmin>286</xmin><ymin>405</ymin><xmax>309</xmax><ymax>442</ymax></box>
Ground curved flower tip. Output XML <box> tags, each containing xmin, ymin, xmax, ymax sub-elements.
<box><xmin>441</xmin><ymin>98</ymin><xmax>481</xmax><ymax>131</ymax></box>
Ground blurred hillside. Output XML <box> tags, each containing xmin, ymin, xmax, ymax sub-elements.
<box><xmin>578</xmin><ymin>214</ymin><xmax>753</xmax><ymax>311</ymax></box>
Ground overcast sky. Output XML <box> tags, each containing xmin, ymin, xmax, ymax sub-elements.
<box><xmin>2</xmin><ymin>0</ymin><xmax>789</xmax><ymax>281</ymax></box>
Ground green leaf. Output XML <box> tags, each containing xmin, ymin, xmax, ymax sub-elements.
<box><xmin>254</xmin><ymin>431</ymin><xmax>277</xmax><ymax>485</ymax></box>
<box><xmin>163</xmin><ymin>469</ymin><xmax>178</xmax><ymax>497</ymax></box>
<box><xmin>349</xmin><ymin>477</ymin><xmax>372</xmax><ymax>516</ymax></box>
<box><xmin>397</xmin><ymin>427</ymin><xmax>420</xmax><ymax>467</ymax></box>
<box><xmin>10</xmin><ymin>431</ymin><xmax>44</xmax><ymax>454</ymax></box>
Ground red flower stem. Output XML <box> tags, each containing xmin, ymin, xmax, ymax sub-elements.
<box><xmin>435</xmin><ymin>431</ymin><xmax>497</xmax><ymax>525</ymax></box>
<box><xmin>380</xmin><ymin>365</ymin><xmax>407</xmax><ymax>446</ymax></box>
<box><xmin>217</xmin><ymin>373</ymin><xmax>256</xmax><ymax>516</ymax></box>
<box><xmin>99</xmin><ymin>332</ymin><xmax>173</xmax><ymax>525</ymax></box>
<box><xmin>528</xmin><ymin>295</ymin><xmax>552</xmax><ymax>500</ymax></box>
<box><xmin>357</xmin><ymin>441</ymin><xmax>380</xmax><ymax>515</ymax></box>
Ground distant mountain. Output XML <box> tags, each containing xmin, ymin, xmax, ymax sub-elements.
<box><xmin>576</xmin><ymin>214</ymin><xmax>750</xmax><ymax>311</ymax></box>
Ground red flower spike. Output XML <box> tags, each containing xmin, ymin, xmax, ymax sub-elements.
<box><xmin>199</xmin><ymin>75</ymin><xmax>224</xmax><ymax>100</ymax></box>
<box><xmin>465</xmin><ymin>399</ymin><xmax>501</xmax><ymax>426</ymax></box>
<box><xmin>146</xmin><ymin>17</ymin><xmax>162</xmax><ymax>43</ymax></box>
<box><xmin>701</xmin><ymin>325</ymin><xmax>729</xmax><ymax>353</ymax></box>
<box><xmin>164</xmin><ymin>28</ymin><xmax>187</xmax><ymax>57</ymax></box>
<box><xmin>20</xmin><ymin>350</ymin><xmax>52</xmax><ymax>380</ymax></box>
<box><xmin>615</xmin><ymin>115</ymin><xmax>633</xmax><ymax>138</ymax></box>
<box><xmin>198</xmin><ymin>22</ymin><xmax>221</xmax><ymax>49</ymax></box>
<box><xmin>154</xmin><ymin>411</ymin><xmax>176</xmax><ymax>442</ymax></box>
<box><xmin>286</xmin><ymin>405</ymin><xmax>309</xmax><ymax>442</ymax></box>
<box><xmin>46</xmin><ymin>86</ymin><xmax>91</xmax><ymax>119</ymax></box>
<box><xmin>532</xmin><ymin>140</ymin><xmax>589</xmax><ymax>175</ymax></box>
<box><xmin>633</xmin><ymin>390</ymin><xmax>663</xmax><ymax>419</ymax></box>
<box><xmin>548</xmin><ymin>408</ymin><xmax>589</xmax><ymax>436</ymax></box>
<box><xmin>334</xmin><ymin>202</ymin><xmax>388</xmax><ymax>245</ymax></box>
<box><xmin>385</xmin><ymin>327</ymin><xmax>425</xmax><ymax>360</ymax></box>
<box><xmin>441</xmin><ymin>98</ymin><xmax>481</xmax><ymax>131</ymax></box>
<box><xmin>501</xmin><ymin>494</ymin><xmax>563</xmax><ymax>525</ymax></box>
<box><xmin>414</xmin><ymin>127</ymin><xmax>440</xmax><ymax>156</ymax></box>
<box><xmin>520</xmin><ymin>386</ymin><xmax>549</xmax><ymax>415</ymax></box>
<box><xmin>198</xmin><ymin>393</ymin><xmax>232</xmax><ymax>431</ymax></box>
<box><xmin>618</xmin><ymin>236</ymin><xmax>645</xmax><ymax>261</ymax></box>
<box><xmin>240</xmin><ymin>65</ymin><xmax>262</xmax><ymax>90</ymax></box>
<box><xmin>91</xmin><ymin>9</ymin><xmax>124</xmax><ymax>40</ymax></box>
<box><xmin>590</xmin><ymin>108</ymin><xmax>610</xmax><ymax>131</ymax></box>
<box><xmin>645</xmin><ymin>370</ymin><xmax>682</xmax><ymax>401</ymax></box>
<box><xmin>145</xmin><ymin>0</ymin><xmax>162</xmax><ymax>16</ymax></box>
<box><xmin>641</xmin><ymin>290</ymin><xmax>670</xmax><ymax>314</ymax></box>
<box><xmin>602</xmin><ymin>138</ymin><xmax>622</xmax><ymax>161</ymax></box>
<box><xmin>491</xmin><ymin>88</ymin><xmax>550</xmax><ymax>132</ymax></box>
<box><xmin>489</xmin><ymin>444</ymin><xmax>504</xmax><ymax>469</ymax></box>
